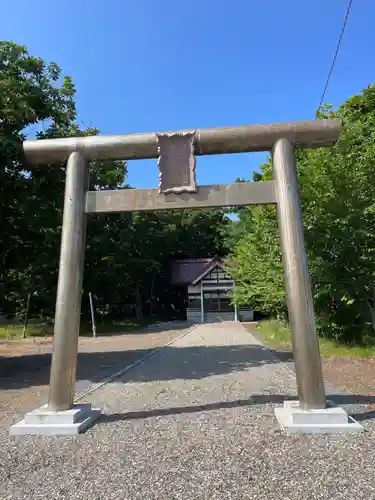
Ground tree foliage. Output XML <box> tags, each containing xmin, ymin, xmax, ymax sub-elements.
<box><xmin>0</xmin><ymin>41</ymin><xmax>229</xmax><ymax>323</ymax></box>
<box><xmin>231</xmin><ymin>85</ymin><xmax>375</xmax><ymax>343</ymax></box>
<box><xmin>4</xmin><ymin>40</ymin><xmax>375</xmax><ymax>345</ymax></box>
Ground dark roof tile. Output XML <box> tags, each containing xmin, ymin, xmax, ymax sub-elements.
<box><xmin>170</xmin><ymin>257</ymin><xmax>219</xmax><ymax>285</ymax></box>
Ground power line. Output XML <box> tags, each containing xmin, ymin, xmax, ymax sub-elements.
<box><xmin>317</xmin><ymin>0</ymin><xmax>353</xmax><ymax>112</ymax></box>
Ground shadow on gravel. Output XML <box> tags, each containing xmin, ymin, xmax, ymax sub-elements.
<box><xmin>0</xmin><ymin>343</ymin><xmax>293</xmax><ymax>391</ymax></box>
<box><xmin>144</xmin><ymin>322</ymin><xmax>193</xmax><ymax>334</ymax></box>
<box><xmin>349</xmin><ymin>410</ymin><xmax>375</xmax><ymax>422</ymax></box>
<box><xmin>98</xmin><ymin>394</ymin><xmax>375</xmax><ymax>424</ymax></box>
<box><xmin>3</xmin><ymin>340</ymin><xmax>375</xmax><ymax>425</ymax></box>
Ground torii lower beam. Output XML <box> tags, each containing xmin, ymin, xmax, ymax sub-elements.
<box><xmin>85</xmin><ymin>181</ymin><xmax>277</xmax><ymax>213</ymax></box>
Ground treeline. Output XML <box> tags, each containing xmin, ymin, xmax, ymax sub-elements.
<box><xmin>0</xmin><ymin>41</ymin><xmax>229</xmax><ymax>322</ymax></box>
<box><xmin>2</xmin><ymin>41</ymin><xmax>375</xmax><ymax>345</ymax></box>
<box><xmin>230</xmin><ymin>86</ymin><xmax>375</xmax><ymax>344</ymax></box>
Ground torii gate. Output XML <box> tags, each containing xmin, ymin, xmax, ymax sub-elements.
<box><xmin>10</xmin><ymin>119</ymin><xmax>364</xmax><ymax>435</ymax></box>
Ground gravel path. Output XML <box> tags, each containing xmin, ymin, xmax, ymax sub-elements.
<box><xmin>2</xmin><ymin>322</ymin><xmax>375</xmax><ymax>499</ymax></box>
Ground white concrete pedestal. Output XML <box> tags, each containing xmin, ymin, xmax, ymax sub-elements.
<box><xmin>275</xmin><ymin>401</ymin><xmax>364</xmax><ymax>435</ymax></box>
<box><xmin>9</xmin><ymin>403</ymin><xmax>101</xmax><ymax>436</ymax></box>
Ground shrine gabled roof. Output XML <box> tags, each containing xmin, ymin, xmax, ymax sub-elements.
<box><xmin>170</xmin><ymin>257</ymin><xmax>228</xmax><ymax>285</ymax></box>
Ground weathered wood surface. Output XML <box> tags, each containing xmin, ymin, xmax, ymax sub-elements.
<box><xmin>23</xmin><ymin>119</ymin><xmax>341</xmax><ymax>164</ymax></box>
<box><xmin>85</xmin><ymin>181</ymin><xmax>277</xmax><ymax>213</ymax></box>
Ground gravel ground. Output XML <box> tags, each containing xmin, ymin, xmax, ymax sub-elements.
<box><xmin>244</xmin><ymin>322</ymin><xmax>375</xmax><ymax>410</ymax></box>
<box><xmin>0</xmin><ymin>322</ymin><xmax>192</xmax><ymax>429</ymax></box>
<box><xmin>322</xmin><ymin>356</ymin><xmax>375</xmax><ymax>408</ymax></box>
<box><xmin>2</xmin><ymin>322</ymin><xmax>375</xmax><ymax>499</ymax></box>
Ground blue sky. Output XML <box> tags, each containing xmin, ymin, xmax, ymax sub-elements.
<box><xmin>2</xmin><ymin>0</ymin><xmax>374</xmax><ymax>188</ymax></box>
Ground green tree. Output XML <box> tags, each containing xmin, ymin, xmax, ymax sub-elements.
<box><xmin>231</xmin><ymin>84</ymin><xmax>375</xmax><ymax>343</ymax></box>
<box><xmin>0</xmin><ymin>41</ymin><xmax>232</xmax><ymax>326</ymax></box>
<box><xmin>1</xmin><ymin>41</ymin><xmax>76</xmax><ymax>316</ymax></box>
<box><xmin>0</xmin><ymin>42</ymin><xmax>125</xmax><ymax>318</ymax></box>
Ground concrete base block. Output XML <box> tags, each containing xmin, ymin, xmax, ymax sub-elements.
<box><xmin>275</xmin><ymin>400</ymin><xmax>364</xmax><ymax>435</ymax></box>
<box><xmin>9</xmin><ymin>403</ymin><xmax>101</xmax><ymax>436</ymax></box>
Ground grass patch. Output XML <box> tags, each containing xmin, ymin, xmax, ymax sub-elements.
<box><xmin>0</xmin><ymin>317</ymin><xmax>162</xmax><ymax>340</ymax></box>
<box><xmin>81</xmin><ymin>317</ymin><xmax>161</xmax><ymax>337</ymax></box>
<box><xmin>256</xmin><ymin>319</ymin><xmax>375</xmax><ymax>358</ymax></box>
<box><xmin>0</xmin><ymin>323</ymin><xmax>53</xmax><ymax>340</ymax></box>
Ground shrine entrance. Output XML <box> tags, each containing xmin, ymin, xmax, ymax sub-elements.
<box><xmin>11</xmin><ymin>118</ymin><xmax>354</xmax><ymax>436</ymax></box>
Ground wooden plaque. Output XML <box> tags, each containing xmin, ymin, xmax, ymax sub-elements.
<box><xmin>157</xmin><ymin>131</ymin><xmax>197</xmax><ymax>194</ymax></box>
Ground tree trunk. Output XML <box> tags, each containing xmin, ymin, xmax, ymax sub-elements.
<box><xmin>366</xmin><ymin>286</ymin><xmax>375</xmax><ymax>333</ymax></box>
<box><xmin>149</xmin><ymin>275</ymin><xmax>156</xmax><ymax>317</ymax></box>
<box><xmin>371</xmin><ymin>308</ymin><xmax>375</xmax><ymax>333</ymax></box>
<box><xmin>135</xmin><ymin>280</ymin><xmax>143</xmax><ymax>321</ymax></box>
